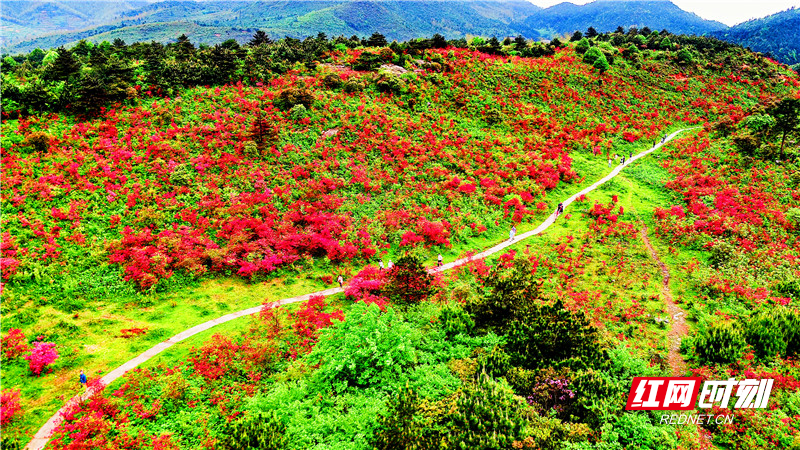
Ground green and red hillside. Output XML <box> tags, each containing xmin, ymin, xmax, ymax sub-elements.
<box><xmin>1</xmin><ymin>32</ymin><xmax>800</xmax><ymax>450</ymax></box>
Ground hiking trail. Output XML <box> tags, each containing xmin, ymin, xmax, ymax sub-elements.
<box><xmin>25</xmin><ymin>127</ymin><xmax>699</xmax><ymax>450</ymax></box>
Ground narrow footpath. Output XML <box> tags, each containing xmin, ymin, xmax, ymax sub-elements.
<box><xmin>26</xmin><ymin>127</ymin><xmax>700</xmax><ymax>450</ymax></box>
<box><xmin>640</xmin><ymin>226</ymin><xmax>688</xmax><ymax>376</ymax></box>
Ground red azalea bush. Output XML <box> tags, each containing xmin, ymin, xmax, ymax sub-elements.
<box><xmin>2</xmin><ymin>328</ymin><xmax>30</xmax><ymax>359</ymax></box>
<box><xmin>24</xmin><ymin>341</ymin><xmax>59</xmax><ymax>376</ymax></box>
<box><xmin>0</xmin><ymin>389</ymin><xmax>22</xmax><ymax>426</ymax></box>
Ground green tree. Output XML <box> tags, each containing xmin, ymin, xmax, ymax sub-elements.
<box><xmin>767</xmin><ymin>97</ymin><xmax>800</xmax><ymax>159</ymax></box>
<box><xmin>249</xmin><ymin>30</ymin><xmax>272</xmax><ymax>47</ymax></box>
<box><xmin>583</xmin><ymin>46</ymin><xmax>604</xmax><ymax>65</ymax></box>
<box><xmin>44</xmin><ymin>47</ymin><xmax>80</xmax><ymax>82</ymax></box>
<box><xmin>660</xmin><ymin>37</ymin><xmax>673</xmax><ymax>50</ymax></box>
<box><xmin>432</xmin><ymin>33</ymin><xmax>448</xmax><ymax>49</ymax></box>
<box><xmin>586</xmin><ymin>27</ymin><xmax>598</xmax><ymax>38</ymax></box>
<box><xmin>570</xmin><ymin>30</ymin><xmax>584</xmax><ymax>42</ymax></box>
<box><xmin>506</xmin><ymin>299</ymin><xmax>604</xmax><ymax>370</ymax></box>
<box><xmin>593</xmin><ymin>53</ymin><xmax>610</xmax><ymax>74</ymax></box>
<box><xmin>575</xmin><ymin>38</ymin><xmax>590</xmax><ymax>54</ymax></box>
<box><xmin>367</xmin><ymin>32</ymin><xmax>388</xmax><ymax>47</ymax></box>
<box><xmin>374</xmin><ymin>383</ymin><xmax>431</xmax><ymax>450</ymax></box>
<box><xmin>446</xmin><ymin>372</ymin><xmax>527</xmax><ymax>449</ymax></box>
<box><xmin>218</xmin><ymin>411</ymin><xmax>287</xmax><ymax>450</ymax></box>
<box><xmin>513</xmin><ymin>35</ymin><xmax>527</xmax><ymax>50</ymax></box>
<box><xmin>467</xmin><ymin>258</ymin><xmax>541</xmax><ymax>332</ymax></box>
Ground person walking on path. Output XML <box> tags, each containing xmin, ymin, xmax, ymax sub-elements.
<box><xmin>629</xmin><ymin>151</ymin><xmax>633</xmax><ymax>160</ymax></box>
<box><xmin>379</xmin><ymin>261</ymin><xmax>384</xmax><ymax>271</ymax></box>
<box><xmin>387</xmin><ymin>260</ymin><xmax>393</xmax><ymax>270</ymax></box>
<box><xmin>509</xmin><ymin>225</ymin><xmax>516</xmax><ymax>241</ymax></box>
<box><xmin>437</xmin><ymin>254</ymin><xmax>443</xmax><ymax>267</ymax></box>
<box><xmin>556</xmin><ymin>202</ymin><xmax>564</xmax><ymax>218</ymax></box>
<box><xmin>608</xmin><ymin>157</ymin><xmax>612</xmax><ymax>167</ymax></box>
<box><xmin>621</xmin><ymin>156</ymin><xmax>626</xmax><ymax>165</ymax></box>
<box><xmin>79</xmin><ymin>370</ymin><xmax>87</xmax><ymax>390</ymax></box>
<box><xmin>337</xmin><ymin>275</ymin><xmax>344</xmax><ymax>287</ymax></box>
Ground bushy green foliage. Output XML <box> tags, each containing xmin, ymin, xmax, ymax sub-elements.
<box><xmin>745</xmin><ymin>308</ymin><xmax>800</xmax><ymax>360</ymax></box>
<box><xmin>447</xmin><ymin>372</ymin><xmax>528</xmax><ymax>449</ymax></box>
<box><xmin>219</xmin><ymin>411</ymin><xmax>287</xmax><ymax>450</ymax></box>
<box><xmin>575</xmin><ymin>38</ymin><xmax>590</xmax><ymax>54</ymax></box>
<box><xmin>467</xmin><ymin>258</ymin><xmax>541</xmax><ymax>332</ymax></box>
<box><xmin>438</xmin><ymin>305</ymin><xmax>475</xmax><ymax>337</ymax></box>
<box><xmin>353</xmin><ymin>51</ymin><xmax>383</xmax><ymax>71</ymax></box>
<box><xmin>506</xmin><ymin>299</ymin><xmax>604</xmax><ymax>371</ymax></box>
<box><xmin>583</xmin><ymin>47</ymin><xmax>603</xmax><ymax>65</ymax></box>
<box><xmin>309</xmin><ymin>303</ymin><xmax>422</xmax><ymax>389</ymax></box>
<box><xmin>373</xmin><ymin>383</ymin><xmax>431</xmax><ymax>450</ymax></box>
<box><xmin>273</xmin><ymin>86</ymin><xmax>313</xmax><ymax>111</ymax></box>
<box><xmin>694</xmin><ymin>322</ymin><xmax>746</xmax><ymax>364</ymax></box>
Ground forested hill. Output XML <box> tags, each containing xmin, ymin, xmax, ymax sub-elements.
<box><xmin>711</xmin><ymin>7</ymin><xmax>800</xmax><ymax>67</ymax></box>
<box><xmin>1</xmin><ymin>0</ymin><xmax>543</xmax><ymax>52</ymax></box>
<box><xmin>522</xmin><ymin>0</ymin><xmax>726</xmax><ymax>37</ymax></box>
<box><xmin>2</xmin><ymin>0</ymin><xmax>731</xmax><ymax>54</ymax></box>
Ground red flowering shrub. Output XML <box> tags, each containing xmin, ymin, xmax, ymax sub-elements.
<box><xmin>24</xmin><ymin>341</ymin><xmax>59</xmax><ymax>376</ymax></box>
<box><xmin>0</xmin><ymin>389</ymin><xmax>22</xmax><ymax>426</ymax></box>
<box><xmin>344</xmin><ymin>265</ymin><xmax>390</xmax><ymax>309</ymax></box>
<box><xmin>1</xmin><ymin>328</ymin><xmax>29</xmax><ymax>359</ymax></box>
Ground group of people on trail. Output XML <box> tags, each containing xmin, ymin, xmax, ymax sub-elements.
<box><xmin>609</xmin><ymin>151</ymin><xmax>636</xmax><ymax>168</ymax></box>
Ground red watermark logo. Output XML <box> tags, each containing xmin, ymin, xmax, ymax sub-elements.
<box><xmin>626</xmin><ymin>377</ymin><xmax>773</xmax><ymax>411</ymax></box>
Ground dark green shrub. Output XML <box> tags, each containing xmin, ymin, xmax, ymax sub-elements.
<box><xmin>745</xmin><ymin>311</ymin><xmax>787</xmax><ymax>360</ymax></box>
<box><xmin>505</xmin><ymin>299</ymin><xmax>604</xmax><ymax>371</ymax></box>
<box><xmin>467</xmin><ymin>258</ymin><xmax>542</xmax><ymax>332</ymax></box>
<box><xmin>745</xmin><ymin>309</ymin><xmax>800</xmax><ymax>360</ymax></box>
<box><xmin>218</xmin><ymin>411</ymin><xmax>287</xmax><ymax>450</ymax></box>
<box><xmin>322</xmin><ymin>74</ymin><xmax>341</xmax><ymax>89</ymax></box>
<box><xmin>272</xmin><ymin>86</ymin><xmax>313</xmax><ymax>111</ymax></box>
<box><xmin>476</xmin><ymin>346</ymin><xmax>511</xmax><ymax>378</ymax></box>
<box><xmin>446</xmin><ymin>372</ymin><xmax>527</xmax><ymax>449</ymax></box>
<box><xmin>583</xmin><ymin>47</ymin><xmax>604</xmax><ymax>65</ymax></box>
<box><xmin>694</xmin><ymin>322</ymin><xmax>746</xmax><ymax>364</ymax></box>
<box><xmin>343</xmin><ymin>79</ymin><xmax>364</xmax><ymax>93</ymax></box>
<box><xmin>352</xmin><ymin>51</ymin><xmax>383</xmax><ymax>71</ymax></box>
<box><xmin>575</xmin><ymin>38</ymin><xmax>590</xmax><ymax>54</ymax></box>
<box><xmin>374</xmin><ymin>383</ymin><xmax>431</xmax><ymax>450</ymax></box>
<box><xmin>438</xmin><ymin>305</ymin><xmax>475</xmax><ymax>337</ymax></box>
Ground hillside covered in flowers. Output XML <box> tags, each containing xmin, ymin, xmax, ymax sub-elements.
<box><xmin>2</xmin><ymin>30</ymin><xmax>800</xmax><ymax>450</ymax></box>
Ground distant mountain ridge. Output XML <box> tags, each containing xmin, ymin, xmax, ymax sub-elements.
<box><xmin>711</xmin><ymin>7</ymin><xmax>800</xmax><ymax>66</ymax></box>
<box><xmin>0</xmin><ymin>0</ymin><xmax>794</xmax><ymax>66</ymax></box>
<box><xmin>523</xmin><ymin>0</ymin><xmax>727</xmax><ymax>36</ymax></box>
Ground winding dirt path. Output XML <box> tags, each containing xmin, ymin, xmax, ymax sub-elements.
<box><xmin>640</xmin><ymin>226</ymin><xmax>689</xmax><ymax>376</ymax></box>
<box><xmin>25</xmin><ymin>127</ymin><xmax>699</xmax><ymax>450</ymax></box>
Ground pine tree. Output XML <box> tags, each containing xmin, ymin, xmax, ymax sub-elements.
<box><xmin>367</xmin><ymin>32</ymin><xmax>388</xmax><ymax>47</ymax></box>
<box><xmin>586</xmin><ymin>26</ymin><xmax>598</xmax><ymax>38</ymax></box>
<box><xmin>219</xmin><ymin>411</ymin><xmax>287</xmax><ymax>450</ymax></box>
<box><xmin>431</xmin><ymin>33</ymin><xmax>447</xmax><ymax>49</ymax></box>
<box><xmin>374</xmin><ymin>383</ymin><xmax>431</xmax><ymax>450</ymax></box>
<box><xmin>45</xmin><ymin>47</ymin><xmax>80</xmax><ymax>81</ymax></box>
<box><xmin>768</xmin><ymin>97</ymin><xmax>800</xmax><ymax>160</ymax></box>
<box><xmin>513</xmin><ymin>35</ymin><xmax>527</xmax><ymax>49</ymax></box>
<box><xmin>249</xmin><ymin>30</ymin><xmax>272</xmax><ymax>47</ymax></box>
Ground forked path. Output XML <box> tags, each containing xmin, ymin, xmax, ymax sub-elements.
<box><xmin>640</xmin><ymin>226</ymin><xmax>689</xmax><ymax>376</ymax></box>
<box><xmin>26</xmin><ymin>127</ymin><xmax>699</xmax><ymax>450</ymax></box>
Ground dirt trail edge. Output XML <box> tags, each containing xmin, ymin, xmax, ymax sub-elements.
<box><xmin>25</xmin><ymin>127</ymin><xmax>699</xmax><ymax>450</ymax></box>
<box><xmin>640</xmin><ymin>226</ymin><xmax>689</xmax><ymax>376</ymax></box>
